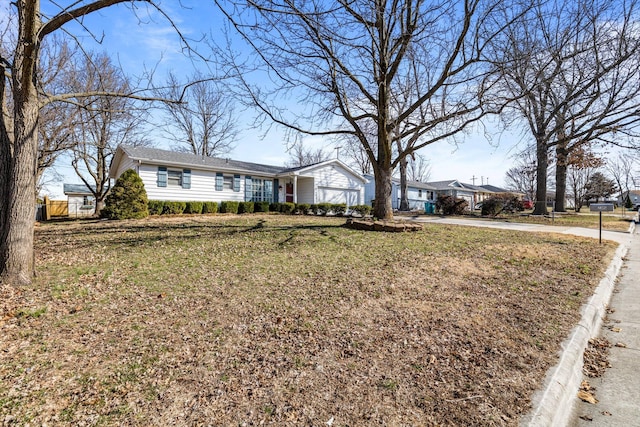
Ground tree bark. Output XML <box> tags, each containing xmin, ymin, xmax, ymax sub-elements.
<box><xmin>554</xmin><ymin>140</ymin><xmax>568</xmax><ymax>212</ymax></box>
<box><xmin>373</xmin><ymin>166</ymin><xmax>394</xmax><ymax>220</ymax></box>
<box><xmin>532</xmin><ymin>137</ymin><xmax>548</xmax><ymax>215</ymax></box>
<box><xmin>398</xmin><ymin>155</ymin><xmax>409</xmax><ymax>211</ymax></box>
<box><xmin>0</xmin><ymin>0</ymin><xmax>41</xmax><ymax>286</ymax></box>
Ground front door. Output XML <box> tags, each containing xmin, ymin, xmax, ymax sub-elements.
<box><xmin>285</xmin><ymin>183</ymin><xmax>294</xmax><ymax>202</ymax></box>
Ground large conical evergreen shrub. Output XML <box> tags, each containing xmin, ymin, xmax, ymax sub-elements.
<box><xmin>101</xmin><ymin>169</ymin><xmax>149</xmax><ymax>220</ymax></box>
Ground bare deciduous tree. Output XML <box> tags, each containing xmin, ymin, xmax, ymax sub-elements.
<box><xmin>284</xmin><ymin>138</ymin><xmax>331</xmax><ymax>168</ymax></box>
<box><xmin>504</xmin><ymin>146</ymin><xmax>539</xmax><ymax>202</ymax></box>
<box><xmin>606</xmin><ymin>151</ymin><xmax>638</xmax><ymax>208</ymax></box>
<box><xmin>567</xmin><ymin>145</ymin><xmax>605</xmax><ymax>211</ymax></box>
<box><xmin>157</xmin><ymin>72</ymin><xmax>238</xmax><ymax>157</ymax></box>
<box><xmin>216</xmin><ymin>0</ymin><xmax>524</xmax><ymax>219</ymax></box>
<box><xmin>70</xmin><ymin>52</ymin><xmax>149</xmax><ymax>214</ymax></box>
<box><xmin>0</xmin><ymin>0</ymin><xmax>187</xmax><ymax>286</ymax></box>
<box><xmin>497</xmin><ymin>0</ymin><xmax>640</xmax><ymax>215</ymax></box>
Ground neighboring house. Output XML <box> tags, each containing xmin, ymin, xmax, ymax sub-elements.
<box><xmin>364</xmin><ymin>174</ymin><xmax>437</xmax><ymax>210</ymax></box>
<box><xmin>426</xmin><ymin>180</ymin><xmax>478</xmax><ymax>210</ymax></box>
<box><xmin>618</xmin><ymin>190</ymin><xmax>640</xmax><ymax>209</ymax></box>
<box><xmin>63</xmin><ymin>183</ymin><xmax>97</xmax><ymax>217</ymax></box>
<box><xmin>109</xmin><ymin>145</ymin><xmax>366</xmax><ymax>206</ymax></box>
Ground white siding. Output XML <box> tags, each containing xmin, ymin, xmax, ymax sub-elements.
<box><xmin>139</xmin><ymin>163</ymin><xmax>272</xmax><ymax>202</ymax></box>
<box><xmin>299</xmin><ymin>164</ymin><xmax>364</xmax><ymax>206</ymax></box>
<box><xmin>115</xmin><ymin>157</ymin><xmax>136</xmax><ymax>178</ymax></box>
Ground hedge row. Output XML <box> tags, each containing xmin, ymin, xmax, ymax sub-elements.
<box><xmin>147</xmin><ymin>200</ymin><xmax>372</xmax><ymax>216</ymax></box>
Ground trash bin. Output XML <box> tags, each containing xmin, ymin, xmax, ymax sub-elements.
<box><xmin>424</xmin><ymin>201</ymin><xmax>434</xmax><ymax>214</ymax></box>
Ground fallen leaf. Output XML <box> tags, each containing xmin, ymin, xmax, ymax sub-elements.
<box><xmin>577</xmin><ymin>390</ymin><xmax>598</xmax><ymax>404</ymax></box>
<box><xmin>579</xmin><ymin>415</ymin><xmax>593</xmax><ymax>421</ymax></box>
<box><xmin>601</xmin><ymin>411</ymin><xmax>612</xmax><ymax>416</ymax></box>
<box><xmin>614</xmin><ymin>342</ymin><xmax>627</xmax><ymax>348</ymax></box>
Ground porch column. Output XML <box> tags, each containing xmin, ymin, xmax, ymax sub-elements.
<box><xmin>293</xmin><ymin>175</ymin><xmax>298</xmax><ymax>204</ymax></box>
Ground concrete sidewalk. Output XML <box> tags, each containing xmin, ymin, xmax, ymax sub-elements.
<box><xmin>570</xmin><ymin>225</ymin><xmax>640</xmax><ymax>426</ymax></box>
<box><xmin>399</xmin><ymin>215</ymin><xmax>638</xmax><ymax>426</ymax></box>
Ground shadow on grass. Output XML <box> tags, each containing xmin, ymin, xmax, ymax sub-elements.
<box><xmin>36</xmin><ymin>217</ymin><xmax>347</xmax><ymax>251</ymax></box>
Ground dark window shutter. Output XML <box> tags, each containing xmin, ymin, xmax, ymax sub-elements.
<box><xmin>233</xmin><ymin>174</ymin><xmax>241</xmax><ymax>192</ymax></box>
<box><xmin>157</xmin><ymin>166</ymin><xmax>167</xmax><ymax>187</ymax></box>
<box><xmin>215</xmin><ymin>172</ymin><xmax>223</xmax><ymax>191</ymax></box>
<box><xmin>182</xmin><ymin>169</ymin><xmax>191</xmax><ymax>189</ymax></box>
<box><xmin>273</xmin><ymin>179</ymin><xmax>279</xmax><ymax>203</ymax></box>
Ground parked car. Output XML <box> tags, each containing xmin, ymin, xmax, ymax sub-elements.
<box><xmin>523</xmin><ymin>200</ymin><xmax>533</xmax><ymax>209</ymax></box>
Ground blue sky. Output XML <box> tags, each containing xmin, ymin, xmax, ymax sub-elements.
<box><xmin>37</xmin><ymin>1</ymin><xmax>524</xmax><ymax>198</ymax></box>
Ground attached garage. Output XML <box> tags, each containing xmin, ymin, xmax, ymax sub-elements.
<box><xmin>318</xmin><ymin>187</ymin><xmax>361</xmax><ymax>206</ymax></box>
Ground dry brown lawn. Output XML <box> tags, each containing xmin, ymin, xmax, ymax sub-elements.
<box><xmin>0</xmin><ymin>215</ymin><xmax>617</xmax><ymax>426</ymax></box>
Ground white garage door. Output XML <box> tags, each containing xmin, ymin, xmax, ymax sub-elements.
<box><xmin>318</xmin><ymin>187</ymin><xmax>360</xmax><ymax>206</ymax></box>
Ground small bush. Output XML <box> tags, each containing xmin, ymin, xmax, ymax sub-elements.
<box><xmin>281</xmin><ymin>202</ymin><xmax>296</xmax><ymax>214</ymax></box>
<box><xmin>269</xmin><ymin>202</ymin><xmax>282</xmax><ymax>213</ymax></box>
<box><xmin>351</xmin><ymin>204</ymin><xmax>372</xmax><ymax>216</ymax></box>
<box><xmin>309</xmin><ymin>204</ymin><xmax>319</xmax><ymax>215</ymax></box>
<box><xmin>238</xmin><ymin>201</ymin><xmax>255</xmax><ymax>214</ymax></box>
<box><xmin>163</xmin><ymin>201</ymin><xmax>186</xmax><ymax>215</ymax></box>
<box><xmin>101</xmin><ymin>169</ymin><xmax>148</xmax><ymax>220</ymax></box>
<box><xmin>148</xmin><ymin>200</ymin><xmax>164</xmax><ymax>215</ymax></box>
<box><xmin>295</xmin><ymin>203</ymin><xmax>310</xmax><ymax>215</ymax></box>
<box><xmin>481</xmin><ymin>194</ymin><xmax>525</xmax><ymax>216</ymax></box>
<box><xmin>184</xmin><ymin>201</ymin><xmax>204</xmax><ymax>214</ymax></box>
<box><xmin>317</xmin><ymin>203</ymin><xmax>332</xmax><ymax>216</ymax></box>
<box><xmin>331</xmin><ymin>203</ymin><xmax>347</xmax><ymax>216</ymax></box>
<box><xmin>220</xmin><ymin>201</ymin><xmax>239</xmax><ymax>214</ymax></box>
<box><xmin>254</xmin><ymin>201</ymin><xmax>270</xmax><ymax>213</ymax></box>
<box><xmin>436</xmin><ymin>194</ymin><xmax>468</xmax><ymax>215</ymax></box>
<box><xmin>202</xmin><ymin>201</ymin><xmax>218</xmax><ymax>214</ymax></box>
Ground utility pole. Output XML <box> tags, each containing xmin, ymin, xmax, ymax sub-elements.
<box><xmin>470</xmin><ymin>175</ymin><xmax>477</xmax><ymax>185</ymax></box>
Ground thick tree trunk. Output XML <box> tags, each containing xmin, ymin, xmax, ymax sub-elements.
<box><xmin>0</xmin><ymin>0</ymin><xmax>40</xmax><ymax>286</ymax></box>
<box><xmin>554</xmin><ymin>141</ymin><xmax>568</xmax><ymax>212</ymax></box>
<box><xmin>532</xmin><ymin>138</ymin><xmax>548</xmax><ymax>215</ymax></box>
<box><xmin>373</xmin><ymin>166</ymin><xmax>394</xmax><ymax>220</ymax></box>
<box><xmin>399</xmin><ymin>155</ymin><xmax>409</xmax><ymax>211</ymax></box>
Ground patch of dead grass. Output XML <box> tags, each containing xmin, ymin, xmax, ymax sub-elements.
<box><xmin>0</xmin><ymin>215</ymin><xmax>617</xmax><ymax>426</ymax></box>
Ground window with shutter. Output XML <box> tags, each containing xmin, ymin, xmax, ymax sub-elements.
<box><xmin>157</xmin><ymin>166</ymin><xmax>167</xmax><ymax>187</ymax></box>
<box><xmin>182</xmin><ymin>169</ymin><xmax>191</xmax><ymax>189</ymax></box>
<box><xmin>215</xmin><ymin>173</ymin><xmax>223</xmax><ymax>191</ymax></box>
<box><xmin>233</xmin><ymin>175</ymin><xmax>241</xmax><ymax>192</ymax></box>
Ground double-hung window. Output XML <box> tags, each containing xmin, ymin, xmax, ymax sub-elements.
<box><xmin>157</xmin><ymin>167</ymin><xmax>191</xmax><ymax>189</ymax></box>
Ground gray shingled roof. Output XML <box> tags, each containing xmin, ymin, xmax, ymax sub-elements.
<box><xmin>390</xmin><ymin>177</ymin><xmax>437</xmax><ymax>190</ymax></box>
<box><xmin>63</xmin><ymin>184</ymin><xmax>96</xmax><ymax>195</ymax></box>
<box><xmin>119</xmin><ymin>145</ymin><xmax>289</xmax><ymax>175</ymax></box>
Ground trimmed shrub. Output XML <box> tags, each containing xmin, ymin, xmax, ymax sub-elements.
<box><xmin>281</xmin><ymin>202</ymin><xmax>296</xmax><ymax>214</ymax></box>
<box><xmin>481</xmin><ymin>194</ymin><xmax>525</xmax><ymax>216</ymax></box>
<box><xmin>331</xmin><ymin>203</ymin><xmax>347</xmax><ymax>216</ymax></box>
<box><xmin>436</xmin><ymin>194</ymin><xmax>468</xmax><ymax>215</ymax></box>
<box><xmin>269</xmin><ymin>202</ymin><xmax>282</xmax><ymax>213</ymax></box>
<box><xmin>351</xmin><ymin>204</ymin><xmax>372</xmax><ymax>217</ymax></box>
<box><xmin>309</xmin><ymin>204</ymin><xmax>319</xmax><ymax>215</ymax></box>
<box><xmin>317</xmin><ymin>203</ymin><xmax>332</xmax><ymax>216</ymax></box>
<box><xmin>202</xmin><ymin>201</ymin><xmax>218</xmax><ymax>214</ymax></box>
<box><xmin>254</xmin><ymin>201</ymin><xmax>270</xmax><ymax>213</ymax></box>
<box><xmin>238</xmin><ymin>201</ymin><xmax>255</xmax><ymax>214</ymax></box>
<box><xmin>148</xmin><ymin>200</ymin><xmax>164</xmax><ymax>216</ymax></box>
<box><xmin>184</xmin><ymin>201</ymin><xmax>204</xmax><ymax>214</ymax></box>
<box><xmin>295</xmin><ymin>203</ymin><xmax>310</xmax><ymax>215</ymax></box>
<box><xmin>162</xmin><ymin>201</ymin><xmax>186</xmax><ymax>215</ymax></box>
<box><xmin>220</xmin><ymin>201</ymin><xmax>239</xmax><ymax>214</ymax></box>
<box><xmin>101</xmin><ymin>169</ymin><xmax>148</xmax><ymax>220</ymax></box>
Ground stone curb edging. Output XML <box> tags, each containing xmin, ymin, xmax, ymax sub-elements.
<box><xmin>520</xmin><ymin>243</ymin><xmax>629</xmax><ymax>427</ymax></box>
